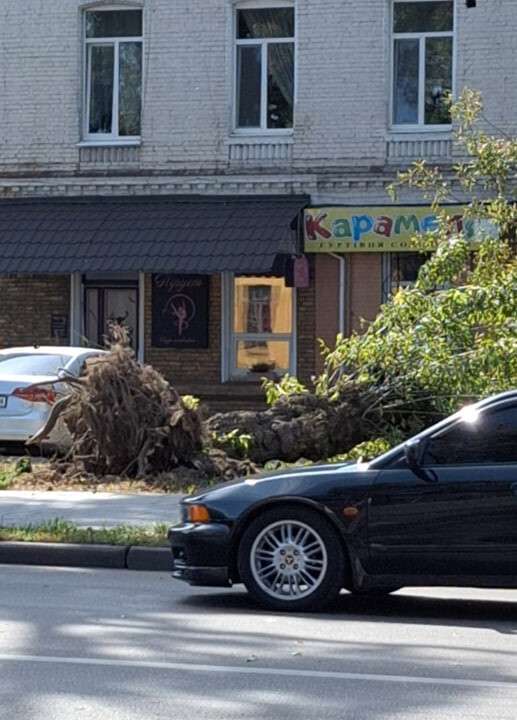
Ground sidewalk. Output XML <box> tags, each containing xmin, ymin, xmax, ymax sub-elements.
<box><xmin>0</xmin><ymin>491</ymin><xmax>184</xmax><ymax>528</ymax></box>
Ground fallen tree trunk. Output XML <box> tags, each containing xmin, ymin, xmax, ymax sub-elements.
<box><xmin>208</xmin><ymin>388</ymin><xmax>369</xmax><ymax>465</ymax></box>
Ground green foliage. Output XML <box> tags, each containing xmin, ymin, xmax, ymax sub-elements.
<box><xmin>262</xmin><ymin>374</ymin><xmax>308</xmax><ymax>406</ymax></box>
<box><xmin>0</xmin><ymin>519</ymin><xmax>169</xmax><ymax>546</ymax></box>
<box><xmin>212</xmin><ymin>428</ymin><xmax>253</xmax><ymax>459</ymax></box>
<box><xmin>319</xmin><ymin>89</ymin><xmax>517</xmax><ymax>425</ymax></box>
<box><xmin>263</xmin><ymin>457</ymin><xmax>313</xmax><ymax>472</ymax></box>
<box><xmin>326</xmin><ymin>438</ymin><xmax>393</xmax><ymax>464</ymax></box>
<box><xmin>262</xmin><ymin>438</ymin><xmax>392</xmax><ymax>471</ymax></box>
<box><xmin>16</xmin><ymin>457</ymin><xmax>32</xmax><ymax>474</ymax></box>
<box><xmin>0</xmin><ymin>469</ymin><xmax>12</xmax><ymax>490</ymax></box>
<box><xmin>0</xmin><ymin>457</ymin><xmax>33</xmax><ymax>490</ymax></box>
<box><xmin>181</xmin><ymin>395</ymin><xmax>200</xmax><ymax>411</ymax></box>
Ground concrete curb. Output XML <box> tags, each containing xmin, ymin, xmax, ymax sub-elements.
<box><xmin>0</xmin><ymin>542</ymin><xmax>172</xmax><ymax>571</ymax></box>
<box><xmin>126</xmin><ymin>546</ymin><xmax>173</xmax><ymax>571</ymax></box>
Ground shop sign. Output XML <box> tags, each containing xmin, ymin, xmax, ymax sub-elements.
<box><xmin>151</xmin><ymin>274</ymin><xmax>209</xmax><ymax>349</ymax></box>
<box><xmin>304</xmin><ymin>205</ymin><xmax>468</xmax><ymax>252</ymax></box>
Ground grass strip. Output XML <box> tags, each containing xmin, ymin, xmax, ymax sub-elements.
<box><xmin>0</xmin><ymin>458</ymin><xmax>33</xmax><ymax>489</ymax></box>
<box><xmin>0</xmin><ymin>519</ymin><xmax>169</xmax><ymax>547</ymax></box>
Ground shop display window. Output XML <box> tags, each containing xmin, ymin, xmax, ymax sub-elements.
<box><xmin>231</xmin><ymin>276</ymin><xmax>294</xmax><ymax>378</ymax></box>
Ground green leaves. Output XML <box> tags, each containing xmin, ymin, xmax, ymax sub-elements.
<box><xmin>319</xmin><ymin>88</ymin><xmax>517</xmax><ymax>428</ymax></box>
<box><xmin>211</xmin><ymin>428</ymin><xmax>253</xmax><ymax>459</ymax></box>
<box><xmin>0</xmin><ymin>520</ymin><xmax>169</xmax><ymax>546</ymax></box>
<box><xmin>262</xmin><ymin>374</ymin><xmax>308</xmax><ymax>406</ymax></box>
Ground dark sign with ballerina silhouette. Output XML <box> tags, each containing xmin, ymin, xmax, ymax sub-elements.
<box><xmin>151</xmin><ymin>274</ymin><xmax>209</xmax><ymax>348</ymax></box>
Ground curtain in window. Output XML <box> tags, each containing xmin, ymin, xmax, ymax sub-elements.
<box><xmin>240</xmin><ymin>9</ymin><xmax>293</xmax><ymax>38</ymax></box>
<box><xmin>267</xmin><ymin>43</ymin><xmax>294</xmax><ymax>128</ymax></box>
<box><xmin>247</xmin><ymin>285</ymin><xmax>274</xmax><ymax>333</ymax></box>
<box><xmin>243</xmin><ymin>10</ymin><xmax>294</xmax><ymax>127</ymax></box>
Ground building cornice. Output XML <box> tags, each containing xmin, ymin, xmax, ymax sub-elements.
<box><xmin>0</xmin><ymin>169</ymin><xmax>457</xmax><ymax>200</ymax></box>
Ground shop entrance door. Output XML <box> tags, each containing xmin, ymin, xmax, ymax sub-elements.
<box><xmin>84</xmin><ymin>284</ymin><xmax>139</xmax><ymax>352</ymax></box>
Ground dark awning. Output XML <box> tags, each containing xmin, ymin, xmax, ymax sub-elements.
<box><xmin>0</xmin><ymin>195</ymin><xmax>308</xmax><ymax>274</ymax></box>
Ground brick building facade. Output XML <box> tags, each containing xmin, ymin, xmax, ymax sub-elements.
<box><xmin>0</xmin><ymin>0</ymin><xmax>515</xmax><ymax>409</ymax></box>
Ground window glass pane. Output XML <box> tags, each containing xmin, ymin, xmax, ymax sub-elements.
<box><xmin>391</xmin><ymin>252</ymin><xmax>428</xmax><ymax>293</ymax></box>
<box><xmin>425</xmin><ymin>36</ymin><xmax>452</xmax><ymax>124</ymax></box>
<box><xmin>88</xmin><ymin>45</ymin><xmax>114</xmax><ymax>134</ymax></box>
<box><xmin>394</xmin><ymin>2</ymin><xmax>453</xmax><ymax>33</ymax></box>
<box><xmin>237</xmin><ymin>8</ymin><xmax>294</xmax><ymax>39</ymax></box>
<box><xmin>424</xmin><ymin>406</ymin><xmax>517</xmax><ymax>465</ymax></box>
<box><xmin>393</xmin><ymin>38</ymin><xmax>419</xmax><ymax>124</ymax></box>
<box><xmin>119</xmin><ymin>42</ymin><xmax>142</xmax><ymax>136</ymax></box>
<box><xmin>236</xmin><ymin>340</ymin><xmax>290</xmax><ymax>374</ymax></box>
<box><xmin>267</xmin><ymin>43</ymin><xmax>294</xmax><ymax>129</ymax></box>
<box><xmin>104</xmin><ymin>289</ymin><xmax>138</xmax><ymax>350</ymax></box>
<box><xmin>85</xmin><ymin>288</ymin><xmax>100</xmax><ymax>346</ymax></box>
<box><xmin>0</xmin><ymin>355</ymin><xmax>69</xmax><ymax>376</ymax></box>
<box><xmin>237</xmin><ymin>45</ymin><xmax>262</xmax><ymax>127</ymax></box>
<box><xmin>86</xmin><ymin>10</ymin><xmax>142</xmax><ymax>38</ymax></box>
<box><xmin>234</xmin><ymin>277</ymin><xmax>292</xmax><ymax>334</ymax></box>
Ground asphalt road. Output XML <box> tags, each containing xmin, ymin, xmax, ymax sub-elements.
<box><xmin>0</xmin><ymin>566</ymin><xmax>517</xmax><ymax>719</ymax></box>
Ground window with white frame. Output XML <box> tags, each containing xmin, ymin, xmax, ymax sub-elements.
<box><xmin>235</xmin><ymin>6</ymin><xmax>295</xmax><ymax>131</ymax></box>
<box><xmin>230</xmin><ymin>276</ymin><xmax>294</xmax><ymax>378</ymax></box>
<box><xmin>392</xmin><ymin>1</ymin><xmax>454</xmax><ymax>127</ymax></box>
<box><xmin>84</xmin><ymin>8</ymin><xmax>143</xmax><ymax>141</ymax></box>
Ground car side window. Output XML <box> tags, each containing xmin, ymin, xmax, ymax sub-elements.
<box><xmin>423</xmin><ymin>404</ymin><xmax>517</xmax><ymax>465</ymax></box>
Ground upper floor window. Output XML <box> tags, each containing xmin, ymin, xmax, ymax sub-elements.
<box><xmin>235</xmin><ymin>6</ymin><xmax>295</xmax><ymax>132</ymax></box>
<box><xmin>392</xmin><ymin>1</ymin><xmax>453</xmax><ymax>128</ymax></box>
<box><xmin>84</xmin><ymin>8</ymin><xmax>143</xmax><ymax>141</ymax></box>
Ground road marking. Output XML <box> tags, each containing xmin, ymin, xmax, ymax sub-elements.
<box><xmin>0</xmin><ymin>653</ymin><xmax>516</xmax><ymax>691</ymax></box>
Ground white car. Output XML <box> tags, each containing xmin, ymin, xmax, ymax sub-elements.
<box><xmin>0</xmin><ymin>346</ymin><xmax>106</xmax><ymax>443</ymax></box>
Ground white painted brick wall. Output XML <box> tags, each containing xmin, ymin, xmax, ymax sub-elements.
<box><xmin>0</xmin><ymin>0</ymin><xmax>515</xmax><ymax>176</ymax></box>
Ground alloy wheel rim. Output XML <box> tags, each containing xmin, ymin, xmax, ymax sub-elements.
<box><xmin>250</xmin><ymin>520</ymin><xmax>328</xmax><ymax>601</ymax></box>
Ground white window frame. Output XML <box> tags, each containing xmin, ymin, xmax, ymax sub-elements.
<box><xmin>83</xmin><ymin>5</ymin><xmax>143</xmax><ymax>144</ymax></box>
<box><xmin>390</xmin><ymin>0</ymin><xmax>455</xmax><ymax>132</ymax></box>
<box><xmin>233</xmin><ymin>1</ymin><xmax>295</xmax><ymax>136</ymax></box>
<box><xmin>221</xmin><ymin>272</ymin><xmax>297</xmax><ymax>381</ymax></box>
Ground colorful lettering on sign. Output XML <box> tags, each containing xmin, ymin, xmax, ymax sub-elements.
<box><xmin>421</xmin><ymin>215</ymin><xmax>439</xmax><ymax>233</ymax></box>
<box><xmin>374</xmin><ymin>216</ymin><xmax>393</xmax><ymax>237</ymax></box>
<box><xmin>352</xmin><ymin>215</ymin><xmax>374</xmax><ymax>243</ymax></box>
<box><xmin>332</xmin><ymin>218</ymin><xmax>352</xmax><ymax>238</ymax></box>
<box><xmin>303</xmin><ymin>205</ymin><xmax>468</xmax><ymax>252</ymax></box>
<box><xmin>305</xmin><ymin>212</ymin><xmax>331</xmax><ymax>240</ymax></box>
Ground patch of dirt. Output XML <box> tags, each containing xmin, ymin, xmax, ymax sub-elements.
<box><xmin>4</xmin><ymin>465</ymin><xmax>214</xmax><ymax>495</ymax></box>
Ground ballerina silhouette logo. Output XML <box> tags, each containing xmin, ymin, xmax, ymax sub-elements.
<box><xmin>163</xmin><ymin>294</ymin><xmax>196</xmax><ymax>337</ymax></box>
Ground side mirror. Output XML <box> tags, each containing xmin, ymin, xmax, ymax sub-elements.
<box><xmin>404</xmin><ymin>438</ymin><xmax>437</xmax><ymax>483</ymax></box>
<box><xmin>404</xmin><ymin>438</ymin><xmax>424</xmax><ymax>468</ymax></box>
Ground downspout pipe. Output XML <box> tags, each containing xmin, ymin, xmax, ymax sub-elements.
<box><xmin>328</xmin><ymin>253</ymin><xmax>346</xmax><ymax>338</ymax></box>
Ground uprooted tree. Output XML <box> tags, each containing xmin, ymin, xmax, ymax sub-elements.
<box><xmin>29</xmin><ymin>326</ymin><xmax>254</xmax><ymax>480</ymax></box>
<box><xmin>210</xmin><ymin>89</ymin><xmax>517</xmax><ymax>463</ymax></box>
<box><xmin>29</xmin><ymin>90</ymin><xmax>517</xmax><ymax>473</ymax></box>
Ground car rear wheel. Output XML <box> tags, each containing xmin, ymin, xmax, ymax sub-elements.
<box><xmin>238</xmin><ymin>506</ymin><xmax>345</xmax><ymax>612</ymax></box>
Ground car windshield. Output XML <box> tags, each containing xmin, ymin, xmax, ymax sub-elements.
<box><xmin>0</xmin><ymin>354</ymin><xmax>70</xmax><ymax>376</ymax></box>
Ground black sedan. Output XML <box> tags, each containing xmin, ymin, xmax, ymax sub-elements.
<box><xmin>169</xmin><ymin>390</ymin><xmax>517</xmax><ymax>611</ymax></box>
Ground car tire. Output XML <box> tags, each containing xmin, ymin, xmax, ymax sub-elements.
<box><xmin>238</xmin><ymin>506</ymin><xmax>346</xmax><ymax>612</ymax></box>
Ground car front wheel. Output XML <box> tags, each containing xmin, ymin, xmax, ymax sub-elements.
<box><xmin>238</xmin><ymin>506</ymin><xmax>345</xmax><ymax>612</ymax></box>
